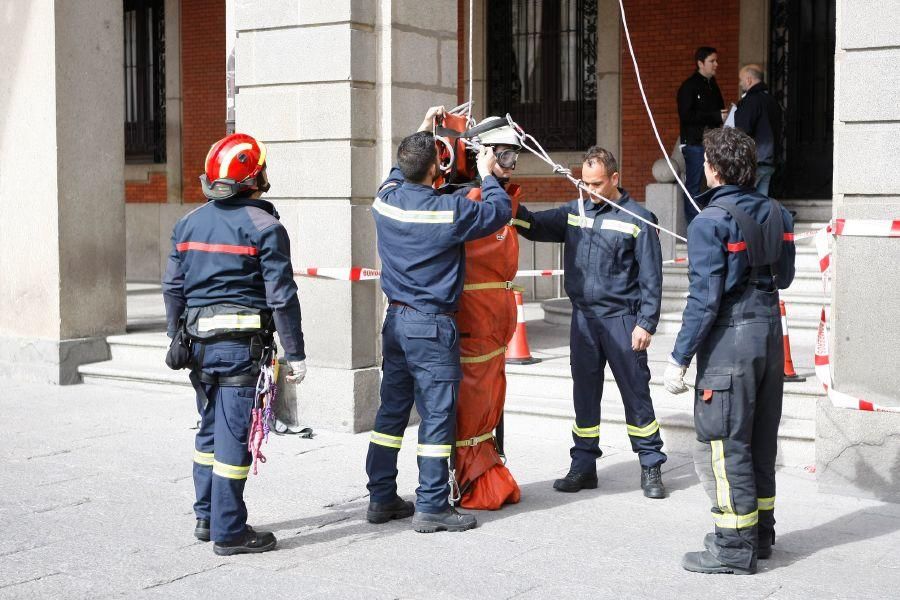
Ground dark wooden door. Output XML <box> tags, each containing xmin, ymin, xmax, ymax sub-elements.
<box><xmin>770</xmin><ymin>0</ymin><xmax>835</xmax><ymax>199</ymax></box>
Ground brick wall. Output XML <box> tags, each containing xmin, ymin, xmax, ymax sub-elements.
<box><xmin>619</xmin><ymin>0</ymin><xmax>740</xmax><ymax>200</ymax></box>
<box><xmin>180</xmin><ymin>0</ymin><xmax>226</xmax><ymax>203</ymax></box>
<box><xmin>125</xmin><ymin>171</ymin><xmax>167</xmax><ymax>203</ymax></box>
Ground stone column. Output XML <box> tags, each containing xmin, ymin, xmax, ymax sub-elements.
<box><xmin>739</xmin><ymin>0</ymin><xmax>769</xmax><ymax>71</ymax></box>
<box><xmin>0</xmin><ymin>0</ymin><xmax>126</xmax><ymax>384</ymax></box>
<box><xmin>816</xmin><ymin>0</ymin><xmax>900</xmax><ymax>502</ymax></box>
<box><xmin>234</xmin><ymin>1</ymin><xmax>456</xmax><ymax>433</ymax></box>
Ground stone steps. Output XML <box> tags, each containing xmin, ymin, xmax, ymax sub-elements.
<box><xmin>504</xmin><ymin>358</ymin><xmax>818</xmax><ymax>468</ymax></box>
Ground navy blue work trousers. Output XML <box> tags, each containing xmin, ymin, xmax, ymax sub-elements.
<box><xmin>569</xmin><ymin>308</ymin><xmax>666</xmax><ymax>473</ymax></box>
<box><xmin>366</xmin><ymin>305</ymin><xmax>461</xmax><ymax>513</ymax></box>
<box><xmin>191</xmin><ymin>340</ymin><xmax>257</xmax><ymax>543</ymax></box>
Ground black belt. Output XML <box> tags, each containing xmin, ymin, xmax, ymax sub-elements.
<box><xmin>197</xmin><ymin>371</ymin><xmax>259</xmax><ymax>387</ymax></box>
<box><xmin>388</xmin><ymin>301</ymin><xmax>457</xmax><ymax>316</ymax></box>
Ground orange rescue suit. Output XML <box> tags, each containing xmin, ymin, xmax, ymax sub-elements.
<box><xmin>454</xmin><ymin>183</ymin><xmax>522</xmax><ymax>510</ymax></box>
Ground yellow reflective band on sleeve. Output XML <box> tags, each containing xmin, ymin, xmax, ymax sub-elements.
<box><xmin>212</xmin><ymin>460</ymin><xmax>251</xmax><ymax>480</ymax></box>
<box><xmin>714</xmin><ymin>510</ymin><xmax>759</xmax><ymax>530</ymax></box>
<box><xmin>416</xmin><ymin>443</ymin><xmax>452</xmax><ymax>458</ymax></box>
<box><xmin>567</xmin><ymin>213</ymin><xmax>594</xmax><ymax>228</ymax></box>
<box><xmin>572</xmin><ymin>423</ymin><xmax>600</xmax><ymax>438</ymax></box>
<box><xmin>710</xmin><ymin>440</ymin><xmax>734</xmax><ymax>514</ymax></box>
<box><xmin>600</xmin><ymin>219</ymin><xmax>641</xmax><ymax>237</ymax></box>
<box><xmin>198</xmin><ymin>314</ymin><xmax>262</xmax><ymax>332</ymax></box>
<box><xmin>757</xmin><ymin>496</ymin><xmax>775</xmax><ymax>511</ymax></box>
<box><xmin>626</xmin><ymin>420</ymin><xmax>660</xmax><ymax>438</ymax></box>
<box><xmin>456</xmin><ymin>432</ymin><xmax>495</xmax><ymax>447</ymax></box>
<box><xmin>370</xmin><ymin>431</ymin><xmax>403</xmax><ymax>449</ymax></box>
<box><xmin>460</xmin><ymin>346</ymin><xmax>507</xmax><ymax>364</ymax></box>
<box><xmin>193</xmin><ymin>450</ymin><xmax>214</xmax><ymax>466</ymax></box>
<box><xmin>463</xmin><ymin>281</ymin><xmax>515</xmax><ymax>291</ymax></box>
<box><xmin>372</xmin><ymin>198</ymin><xmax>454</xmax><ymax>224</ymax></box>
<box><xmin>510</xmin><ymin>218</ymin><xmax>531</xmax><ymax>229</ymax></box>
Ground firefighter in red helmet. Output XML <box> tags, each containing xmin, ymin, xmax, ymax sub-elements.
<box><xmin>163</xmin><ymin>133</ymin><xmax>307</xmax><ymax>555</ymax></box>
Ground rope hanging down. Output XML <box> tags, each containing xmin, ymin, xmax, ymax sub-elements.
<box><xmin>617</xmin><ymin>0</ymin><xmax>701</xmax><ymax>215</ymax></box>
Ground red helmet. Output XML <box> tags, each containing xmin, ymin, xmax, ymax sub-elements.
<box><xmin>200</xmin><ymin>133</ymin><xmax>270</xmax><ymax>200</ymax></box>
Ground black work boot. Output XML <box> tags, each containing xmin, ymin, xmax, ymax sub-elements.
<box><xmin>553</xmin><ymin>469</ymin><xmax>598</xmax><ymax>493</ymax></box>
<box><xmin>412</xmin><ymin>507</ymin><xmax>477</xmax><ymax>533</ymax></box>
<box><xmin>641</xmin><ymin>465</ymin><xmax>667</xmax><ymax>499</ymax></box>
<box><xmin>213</xmin><ymin>525</ymin><xmax>277</xmax><ymax>556</ymax></box>
<box><xmin>367</xmin><ymin>496</ymin><xmax>415</xmax><ymax>524</ymax></box>
<box><xmin>194</xmin><ymin>519</ymin><xmax>210</xmax><ymax>542</ymax></box>
<box><xmin>704</xmin><ymin>532</ymin><xmax>773</xmax><ymax>560</ymax></box>
<box><xmin>757</xmin><ymin>529</ymin><xmax>775</xmax><ymax>559</ymax></box>
<box><xmin>682</xmin><ymin>550</ymin><xmax>757</xmax><ymax>575</ymax></box>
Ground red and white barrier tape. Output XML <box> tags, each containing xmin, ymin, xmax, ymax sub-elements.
<box><xmin>812</xmin><ymin>220</ymin><xmax>900</xmax><ymax>413</ymax></box>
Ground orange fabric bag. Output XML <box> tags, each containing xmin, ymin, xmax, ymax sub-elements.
<box><xmin>454</xmin><ymin>184</ymin><xmax>522</xmax><ymax>510</ymax></box>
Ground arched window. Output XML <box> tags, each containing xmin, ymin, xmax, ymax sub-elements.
<box><xmin>487</xmin><ymin>0</ymin><xmax>597</xmax><ymax>151</ymax></box>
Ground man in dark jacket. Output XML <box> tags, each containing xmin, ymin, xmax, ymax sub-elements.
<box><xmin>163</xmin><ymin>133</ymin><xmax>307</xmax><ymax>556</ymax></box>
<box><xmin>678</xmin><ymin>46</ymin><xmax>725</xmax><ymax>224</ymax></box>
<box><xmin>664</xmin><ymin>127</ymin><xmax>795</xmax><ymax>575</ymax></box>
<box><xmin>513</xmin><ymin>146</ymin><xmax>667</xmax><ymax>499</ymax></box>
<box><xmin>735</xmin><ymin>64</ymin><xmax>783</xmax><ymax>196</ymax></box>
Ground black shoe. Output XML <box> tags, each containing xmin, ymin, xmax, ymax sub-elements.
<box><xmin>411</xmin><ymin>508</ymin><xmax>477</xmax><ymax>533</ymax></box>
<box><xmin>194</xmin><ymin>519</ymin><xmax>210</xmax><ymax>542</ymax></box>
<box><xmin>703</xmin><ymin>532</ymin><xmax>773</xmax><ymax>560</ymax></box>
<box><xmin>682</xmin><ymin>550</ymin><xmax>756</xmax><ymax>575</ymax></box>
<box><xmin>213</xmin><ymin>525</ymin><xmax>277</xmax><ymax>556</ymax></box>
<box><xmin>367</xmin><ymin>496</ymin><xmax>415</xmax><ymax>524</ymax></box>
<box><xmin>553</xmin><ymin>469</ymin><xmax>598</xmax><ymax>493</ymax></box>
<box><xmin>641</xmin><ymin>465</ymin><xmax>667</xmax><ymax>499</ymax></box>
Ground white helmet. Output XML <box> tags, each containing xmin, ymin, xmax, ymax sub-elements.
<box><xmin>475</xmin><ymin>116</ymin><xmax>521</xmax><ymax>149</ymax></box>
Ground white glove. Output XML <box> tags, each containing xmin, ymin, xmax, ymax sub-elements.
<box><xmin>286</xmin><ymin>360</ymin><xmax>307</xmax><ymax>384</ymax></box>
<box><xmin>663</xmin><ymin>355</ymin><xmax>689</xmax><ymax>395</ymax></box>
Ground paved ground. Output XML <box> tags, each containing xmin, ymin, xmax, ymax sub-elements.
<box><xmin>2</xmin><ymin>378</ymin><xmax>899</xmax><ymax>599</ymax></box>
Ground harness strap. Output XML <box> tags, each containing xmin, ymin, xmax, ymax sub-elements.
<box><xmin>198</xmin><ymin>372</ymin><xmax>260</xmax><ymax>387</ymax></box>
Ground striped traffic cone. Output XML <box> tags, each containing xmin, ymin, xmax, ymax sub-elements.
<box><xmin>780</xmin><ymin>300</ymin><xmax>805</xmax><ymax>382</ymax></box>
<box><xmin>505</xmin><ymin>290</ymin><xmax>541</xmax><ymax>365</ymax></box>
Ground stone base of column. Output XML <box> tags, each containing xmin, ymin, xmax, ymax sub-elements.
<box><xmin>645</xmin><ymin>182</ymin><xmax>685</xmax><ymax>261</ymax></box>
<box><xmin>278</xmin><ymin>365</ymin><xmax>382</xmax><ymax>434</ymax></box>
<box><xmin>0</xmin><ymin>336</ymin><xmax>110</xmax><ymax>385</ymax></box>
<box><xmin>816</xmin><ymin>398</ymin><xmax>900</xmax><ymax>503</ymax></box>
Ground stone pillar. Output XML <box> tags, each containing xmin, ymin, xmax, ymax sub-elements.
<box><xmin>816</xmin><ymin>0</ymin><xmax>900</xmax><ymax>502</ymax></box>
<box><xmin>234</xmin><ymin>1</ymin><xmax>456</xmax><ymax>433</ymax></box>
<box><xmin>0</xmin><ymin>0</ymin><xmax>125</xmax><ymax>384</ymax></box>
<box><xmin>739</xmin><ymin>0</ymin><xmax>769</xmax><ymax>72</ymax></box>
<box><xmin>597</xmin><ymin>0</ymin><xmax>622</xmax><ymax>160</ymax></box>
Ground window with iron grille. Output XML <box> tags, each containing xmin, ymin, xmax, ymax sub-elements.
<box><xmin>487</xmin><ymin>0</ymin><xmax>597</xmax><ymax>151</ymax></box>
<box><xmin>124</xmin><ymin>0</ymin><xmax>166</xmax><ymax>163</ymax></box>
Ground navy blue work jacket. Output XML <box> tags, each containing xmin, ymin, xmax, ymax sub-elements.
<box><xmin>162</xmin><ymin>197</ymin><xmax>306</xmax><ymax>361</ymax></box>
<box><xmin>672</xmin><ymin>185</ymin><xmax>795</xmax><ymax>366</ymax></box>
<box><xmin>513</xmin><ymin>189</ymin><xmax>663</xmax><ymax>333</ymax></box>
<box><xmin>373</xmin><ymin>167</ymin><xmax>512</xmax><ymax>313</ymax></box>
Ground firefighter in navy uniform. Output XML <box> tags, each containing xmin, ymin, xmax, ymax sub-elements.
<box><xmin>365</xmin><ymin>106</ymin><xmax>512</xmax><ymax>532</ymax></box>
<box><xmin>162</xmin><ymin>133</ymin><xmax>307</xmax><ymax>556</ymax></box>
<box><xmin>512</xmin><ymin>146</ymin><xmax>667</xmax><ymax>498</ymax></box>
<box><xmin>664</xmin><ymin>127</ymin><xmax>795</xmax><ymax>575</ymax></box>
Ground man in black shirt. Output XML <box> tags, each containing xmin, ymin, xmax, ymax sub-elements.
<box><xmin>735</xmin><ymin>64</ymin><xmax>782</xmax><ymax>197</ymax></box>
<box><xmin>677</xmin><ymin>46</ymin><xmax>725</xmax><ymax>225</ymax></box>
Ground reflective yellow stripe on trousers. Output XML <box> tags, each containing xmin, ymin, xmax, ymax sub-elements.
<box><xmin>416</xmin><ymin>444</ymin><xmax>452</xmax><ymax>458</ymax></box>
<box><xmin>714</xmin><ymin>510</ymin><xmax>759</xmax><ymax>529</ymax></box>
<box><xmin>757</xmin><ymin>496</ymin><xmax>775</xmax><ymax>511</ymax></box>
<box><xmin>710</xmin><ymin>440</ymin><xmax>734</xmax><ymax>514</ymax></box>
<box><xmin>212</xmin><ymin>460</ymin><xmax>251</xmax><ymax>480</ymax></box>
<box><xmin>626</xmin><ymin>420</ymin><xmax>660</xmax><ymax>438</ymax></box>
<box><xmin>572</xmin><ymin>423</ymin><xmax>600</xmax><ymax>438</ymax></box>
<box><xmin>370</xmin><ymin>431</ymin><xmax>403</xmax><ymax>449</ymax></box>
<box><xmin>193</xmin><ymin>450</ymin><xmax>214</xmax><ymax>466</ymax></box>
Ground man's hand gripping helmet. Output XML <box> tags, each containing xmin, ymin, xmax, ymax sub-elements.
<box><xmin>200</xmin><ymin>133</ymin><xmax>270</xmax><ymax>200</ymax></box>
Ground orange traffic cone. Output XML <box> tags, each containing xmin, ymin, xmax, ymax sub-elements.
<box><xmin>780</xmin><ymin>300</ymin><xmax>805</xmax><ymax>382</ymax></box>
<box><xmin>505</xmin><ymin>290</ymin><xmax>541</xmax><ymax>365</ymax></box>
